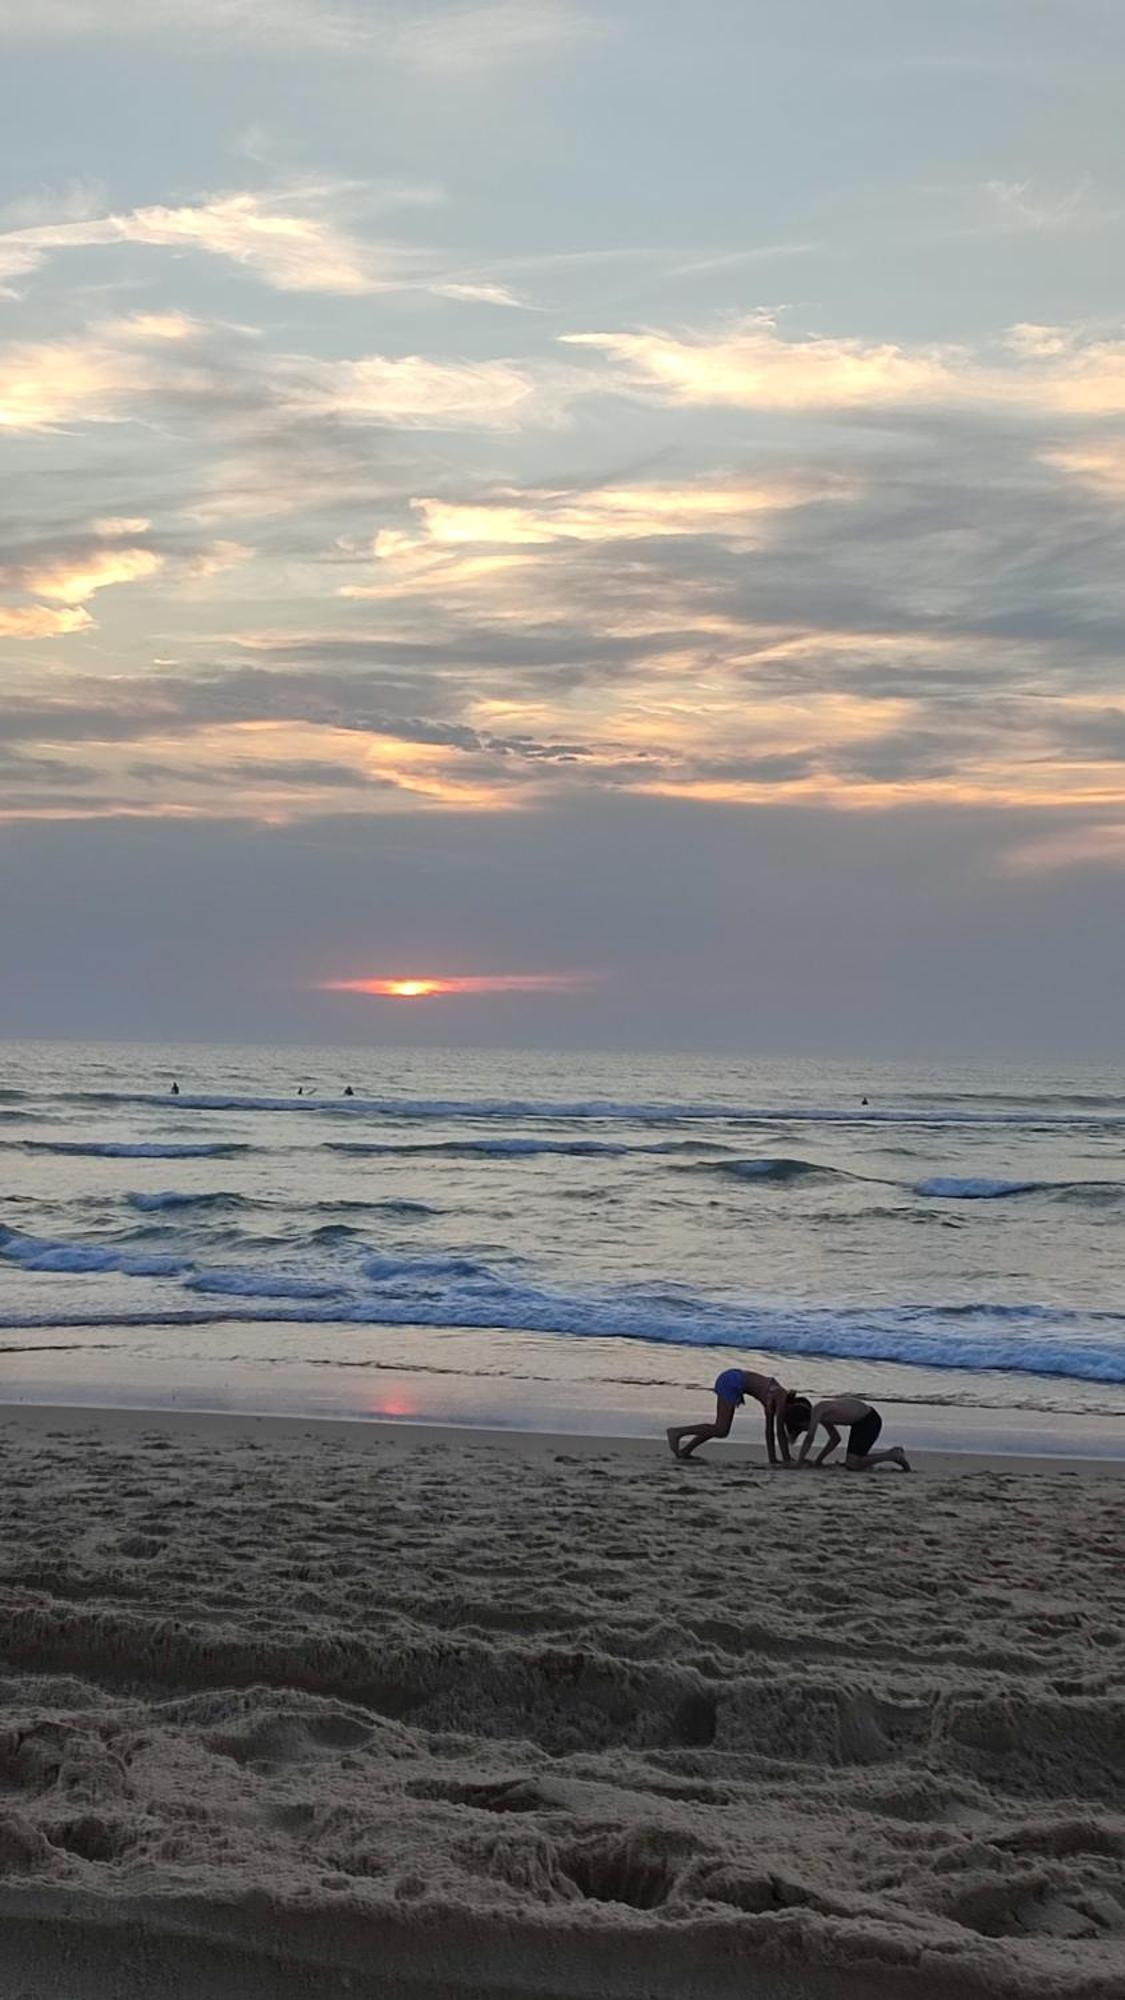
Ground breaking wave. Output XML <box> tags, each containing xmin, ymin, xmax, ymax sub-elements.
<box><xmin>1</xmin><ymin>1222</ymin><xmax>1122</xmax><ymax>1383</ymax></box>
<box><xmin>913</xmin><ymin>1176</ymin><xmax>1123</xmax><ymax>1202</ymax></box>
<box><xmin>0</xmin><ymin>1227</ymin><xmax>188</xmax><ymax>1278</ymax></box>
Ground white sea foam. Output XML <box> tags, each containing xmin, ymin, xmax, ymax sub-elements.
<box><xmin>3</xmin><ymin>1221</ymin><xmax>1122</xmax><ymax>1382</ymax></box>
<box><xmin>184</xmin><ymin>1271</ymin><xmax>346</xmax><ymax>1301</ymax></box>
<box><xmin>0</xmin><ymin>1228</ymin><xmax>188</xmax><ymax>1278</ymax></box>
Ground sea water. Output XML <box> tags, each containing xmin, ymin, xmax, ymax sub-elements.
<box><xmin>1</xmin><ymin>1041</ymin><xmax>1123</xmax><ymax>1454</ymax></box>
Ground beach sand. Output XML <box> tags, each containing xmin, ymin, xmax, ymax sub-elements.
<box><xmin>0</xmin><ymin>1405</ymin><xmax>1120</xmax><ymax>1999</ymax></box>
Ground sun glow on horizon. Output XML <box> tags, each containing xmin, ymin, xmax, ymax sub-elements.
<box><xmin>318</xmin><ymin>972</ymin><xmax>595</xmax><ymax>999</ymax></box>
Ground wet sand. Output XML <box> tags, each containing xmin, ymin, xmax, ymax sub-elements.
<box><xmin>0</xmin><ymin>1404</ymin><xmax>1120</xmax><ymax>1998</ymax></box>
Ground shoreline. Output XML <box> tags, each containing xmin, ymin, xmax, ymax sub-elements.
<box><xmin>0</xmin><ymin>1397</ymin><xmax>1122</xmax><ymax>1475</ymax></box>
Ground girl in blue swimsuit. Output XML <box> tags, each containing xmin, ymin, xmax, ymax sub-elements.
<box><xmin>666</xmin><ymin>1368</ymin><xmax>797</xmax><ymax>1466</ymax></box>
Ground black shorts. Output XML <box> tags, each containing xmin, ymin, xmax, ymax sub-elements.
<box><xmin>847</xmin><ymin>1409</ymin><xmax>882</xmax><ymax>1459</ymax></box>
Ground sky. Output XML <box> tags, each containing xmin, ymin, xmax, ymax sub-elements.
<box><xmin>2</xmin><ymin>0</ymin><xmax>1125</xmax><ymax>1055</ymax></box>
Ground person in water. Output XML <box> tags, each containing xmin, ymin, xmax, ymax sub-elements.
<box><xmin>343</xmin><ymin>1086</ymin><xmax>355</xmax><ymax>1097</ymax></box>
<box><xmin>170</xmin><ymin>1081</ymin><xmax>179</xmax><ymax>1096</ymax></box>
<box><xmin>786</xmin><ymin>1394</ymin><xmax>910</xmax><ymax>1472</ymax></box>
<box><xmin>667</xmin><ymin>1369</ymin><xmax>799</xmax><ymax>1465</ymax></box>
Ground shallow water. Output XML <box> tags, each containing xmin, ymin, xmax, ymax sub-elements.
<box><xmin>1</xmin><ymin>1041</ymin><xmax>1124</xmax><ymax>1445</ymax></box>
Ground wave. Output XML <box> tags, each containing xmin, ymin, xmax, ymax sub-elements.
<box><xmin>126</xmin><ymin>1190</ymin><xmax>251</xmax><ymax>1213</ymax></box>
<box><xmin>54</xmin><ymin>1088</ymin><xmax>1125</xmax><ymax>1128</ymax></box>
<box><xmin>714</xmin><ymin>1156</ymin><xmax>849</xmax><ymax>1184</ymax></box>
<box><xmin>323</xmin><ymin>1197</ymin><xmax>443</xmax><ymax>1217</ymax></box>
<box><xmin>712</xmin><ymin>1163</ymin><xmax>1124</xmax><ymax>1204</ymax></box>
<box><xmin>324</xmin><ymin>1137</ymin><xmax>714</xmax><ymax>1160</ymax></box>
<box><xmin>4</xmin><ymin>1203</ymin><xmax>1124</xmax><ymax>1386</ymax></box>
<box><xmin>2</xmin><ymin>1274</ymin><xmax>1121</xmax><ymax>1384</ymax></box>
<box><xmin>362</xmin><ymin>1249</ymin><xmax>497</xmax><ymax>1284</ymax></box>
<box><xmin>914</xmin><ymin>1176</ymin><xmax>1123</xmax><ymax>1202</ymax></box>
<box><xmin>0</xmin><ymin>1269</ymin><xmax>1121</xmax><ymax>1382</ymax></box>
<box><xmin>12</xmin><ymin>1140</ymin><xmax>250</xmax><ymax>1160</ymax></box>
<box><xmin>184</xmin><ymin>1271</ymin><xmax>346</xmax><ymax>1302</ymax></box>
<box><xmin>915</xmin><ymin>1176</ymin><xmax>1045</xmax><ymax>1200</ymax></box>
<box><xmin>122</xmin><ymin>1191</ymin><xmax>442</xmax><ymax>1223</ymax></box>
<box><xmin>0</xmin><ymin>1227</ymin><xmax>188</xmax><ymax>1279</ymax></box>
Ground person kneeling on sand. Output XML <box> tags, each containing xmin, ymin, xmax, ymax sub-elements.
<box><xmin>667</xmin><ymin>1368</ymin><xmax>801</xmax><ymax>1466</ymax></box>
<box><xmin>785</xmin><ymin>1394</ymin><xmax>910</xmax><ymax>1472</ymax></box>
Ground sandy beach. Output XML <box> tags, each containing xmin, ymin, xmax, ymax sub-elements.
<box><xmin>0</xmin><ymin>1405</ymin><xmax>1118</xmax><ymax>1998</ymax></box>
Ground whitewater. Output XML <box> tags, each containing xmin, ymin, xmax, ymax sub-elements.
<box><xmin>1</xmin><ymin>1041</ymin><xmax>1124</xmax><ymax>1448</ymax></box>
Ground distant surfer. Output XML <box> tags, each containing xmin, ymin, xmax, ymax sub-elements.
<box><xmin>861</xmin><ymin>1096</ymin><xmax>869</xmax><ymax>1106</ymax></box>
<box><xmin>170</xmin><ymin>1081</ymin><xmax>180</xmax><ymax>1096</ymax></box>
<box><xmin>786</xmin><ymin>1394</ymin><xmax>911</xmax><ymax>1472</ymax></box>
<box><xmin>343</xmin><ymin>1086</ymin><xmax>355</xmax><ymax>1097</ymax></box>
<box><xmin>667</xmin><ymin>1369</ymin><xmax>802</xmax><ymax>1466</ymax></box>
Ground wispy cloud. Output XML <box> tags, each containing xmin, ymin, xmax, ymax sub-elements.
<box><xmin>564</xmin><ymin>311</ymin><xmax>1125</xmax><ymax>417</ymax></box>
<box><xmin>0</xmin><ymin>311</ymin><xmax>197</xmax><ymax>430</ymax></box>
<box><xmin>382</xmin><ymin>474</ymin><xmax>852</xmax><ymax>549</ymax></box>
<box><xmin>983</xmin><ymin>177</ymin><xmax>1098</xmax><ymax>233</ymax></box>
<box><xmin>395</xmin><ymin>2</ymin><xmax>604</xmax><ymax>73</ymax></box>
<box><xmin>0</xmin><ymin>0</ymin><xmax>601</xmax><ymax>70</ymax></box>
<box><xmin>0</xmin><ymin>186</ymin><xmax>525</xmax><ymax>302</ymax></box>
<box><xmin>0</xmin><ymin>310</ymin><xmax>551</xmax><ymax>439</ymax></box>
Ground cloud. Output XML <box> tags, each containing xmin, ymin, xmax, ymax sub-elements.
<box><xmin>0</xmin><ymin>310</ymin><xmax>550</xmax><ymax>441</ymax></box>
<box><xmin>1042</xmin><ymin>442</ymin><xmax>1125</xmax><ymax>497</ymax></box>
<box><xmin>24</xmin><ymin>547</ymin><xmax>164</xmax><ymax>604</ymax></box>
<box><xmin>308</xmin><ymin>354</ymin><xmax>540</xmax><ymax>428</ymax></box>
<box><xmin>0</xmin><ymin>518</ymin><xmax>249</xmax><ymax>638</ymax></box>
<box><xmin>983</xmin><ymin>177</ymin><xmax>1097</xmax><ymax>233</ymax></box>
<box><xmin>386</xmin><ymin>473</ymin><xmax>852</xmax><ymax>549</ymax></box>
<box><xmin>563</xmin><ymin>313</ymin><xmax>958</xmax><ymax>412</ymax></box>
<box><xmin>563</xmin><ymin>311</ymin><xmax>1125</xmax><ymax>417</ymax></box>
<box><xmin>0</xmin><ymin>605</ymin><xmax>93</xmax><ymax>637</ymax></box>
<box><xmin>0</xmin><ymin>0</ymin><xmax>600</xmax><ymax>70</ymax></box>
<box><xmin>0</xmin><ymin>311</ymin><xmax>197</xmax><ymax>430</ymax></box>
<box><xmin>0</xmin><ymin>0</ymin><xmax>360</xmax><ymax>47</ymax></box>
<box><xmin>395</xmin><ymin>2</ymin><xmax>602</xmax><ymax>73</ymax></box>
<box><xmin>0</xmin><ymin>187</ymin><xmax>525</xmax><ymax>303</ymax></box>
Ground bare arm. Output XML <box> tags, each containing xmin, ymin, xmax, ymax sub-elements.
<box><xmin>795</xmin><ymin>1409</ymin><xmax>821</xmax><ymax>1466</ymax></box>
<box><xmin>814</xmin><ymin>1424</ymin><xmax>841</xmax><ymax>1467</ymax></box>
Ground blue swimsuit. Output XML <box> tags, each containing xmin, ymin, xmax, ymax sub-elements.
<box><xmin>714</xmin><ymin>1367</ymin><xmax>747</xmax><ymax>1405</ymax></box>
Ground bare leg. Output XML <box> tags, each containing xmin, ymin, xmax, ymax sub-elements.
<box><xmin>845</xmin><ymin>1446</ymin><xmax>911</xmax><ymax>1472</ymax></box>
<box><xmin>667</xmin><ymin>1398</ymin><xmax>736</xmax><ymax>1460</ymax></box>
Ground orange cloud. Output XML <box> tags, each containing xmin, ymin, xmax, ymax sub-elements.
<box><xmin>319</xmin><ymin>972</ymin><xmax>595</xmax><ymax>997</ymax></box>
<box><xmin>27</xmin><ymin>548</ymin><xmax>164</xmax><ymax>604</ymax></box>
<box><xmin>0</xmin><ymin>312</ymin><xmax>195</xmax><ymax>430</ymax></box>
<box><xmin>0</xmin><ymin>604</ymin><xmax>93</xmax><ymax>637</ymax></box>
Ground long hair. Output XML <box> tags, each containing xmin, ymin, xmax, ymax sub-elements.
<box><xmin>782</xmin><ymin>1393</ymin><xmax>812</xmax><ymax>1438</ymax></box>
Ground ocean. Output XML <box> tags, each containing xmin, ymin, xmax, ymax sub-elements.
<box><xmin>1</xmin><ymin>1041</ymin><xmax>1123</xmax><ymax>1455</ymax></box>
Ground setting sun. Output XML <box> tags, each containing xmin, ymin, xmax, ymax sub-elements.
<box><xmin>318</xmin><ymin>973</ymin><xmax>596</xmax><ymax>999</ymax></box>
